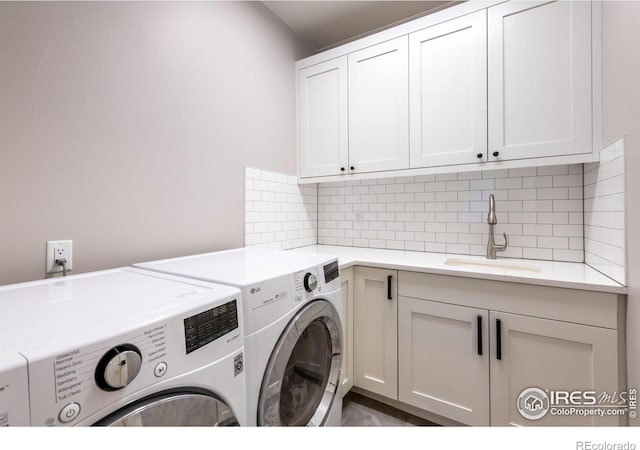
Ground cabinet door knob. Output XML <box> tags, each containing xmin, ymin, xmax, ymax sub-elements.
<box><xmin>476</xmin><ymin>153</ymin><xmax>483</xmax><ymax>159</ymax></box>
<box><xmin>340</xmin><ymin>167</ymin><xmax>345</xmax><ymax>172</ymax></box>
<box><xmin>493</xmin><ymin>151</ymin><xmax>500</xmax><ymax>157</ymax></box>
<box><xmin>350</xmin><ymin>166</ymin><xmax>355</xmax><ymax>171</ymax></box>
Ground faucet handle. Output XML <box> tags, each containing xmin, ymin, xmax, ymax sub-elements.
<box><xmin>497</xmin><ymin>233</ymin><xmax>508</xmax><ymax>252</ymax></box>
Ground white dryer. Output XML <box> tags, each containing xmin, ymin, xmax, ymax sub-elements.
<box><xmin>135</xmin><ymin>248</ymin><xmax>343</xmax><ymax>426</ymax></box>
<box><xmin>0</xmin><ymin>268</ymin><xmax>246</xmax><ymax>426</ymax></box>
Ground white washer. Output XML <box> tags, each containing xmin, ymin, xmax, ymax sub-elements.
<box><xmin>0</xmin><ymin>352</ymin><xmax>30</xmax><ymax>426</ymax></box>
<box><xmin>0</xmin><ymin>267</ymin><xmax>246</xmax><ymax>426</ymax></box>
<box><xmin>135</xmin><ymin>247</ymin><xmax>343</xmax><ymax>426</ymax></box>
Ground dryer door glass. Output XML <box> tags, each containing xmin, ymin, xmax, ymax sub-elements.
<box><xmin>258</xmin><ymin>299</ymin><xmax>342</xmax><ymax>426</ymax></box>
<box><xmin>94</xmin><ymin>391</ymin><xmax>239</xmax><ymax>426</ymax></box>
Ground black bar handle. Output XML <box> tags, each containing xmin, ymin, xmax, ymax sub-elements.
<box><xmin>387</xmin><ymin>275</ymin><xmax>392</xmax><ymax>300</ymax></box>
<box><xmin>477</xmin><ymin>316</ymin><xmax>483</xmax><ymax>356</ymax></box>
<box><xmin>496</xmin><ymin>318</ymin><xmax>502</xmax><ymax>360</ymax></box>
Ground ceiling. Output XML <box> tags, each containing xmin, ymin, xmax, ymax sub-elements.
<box><xmin>263</xmin><ymin>1</ymin><xmax>460</xmax><ymax>52</ymax></box>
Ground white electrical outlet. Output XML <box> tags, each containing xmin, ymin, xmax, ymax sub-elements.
<box><xmin>46</xmin><ymin>240</ymin><xmax>73</xmax><ymax>274</ymax></box>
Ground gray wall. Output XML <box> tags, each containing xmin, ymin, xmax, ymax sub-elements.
<box><xmin>0</xmin><ymin>1</ymin><xmax>312</xmax><ymax>285</ymax></box>
<box><xmin>601</xmin><ymin>1</ymin><xmax>640</xmax><ymax>426</ymax></box>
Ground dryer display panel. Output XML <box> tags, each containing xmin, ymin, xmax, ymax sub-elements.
<box><xmin>184</xmin><ymin>300</ymin><xmax>238</xmax><ymax>354</ymax></box>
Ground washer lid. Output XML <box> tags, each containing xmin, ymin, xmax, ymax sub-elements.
<box><xmin>135</xmin><ymin>247</ymin><xmax>337</xmax><ymax>287</ymax></box>
<box><xmin>0</xmin><ymin>267</ymin><xmax>241</xmax><ymax>354</ymax></box>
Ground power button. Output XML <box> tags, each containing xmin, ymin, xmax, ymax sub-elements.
<box><xmin>59</xmin><ymin>403</ymin><xmax>81</xmax><ymax>423</ymax></box>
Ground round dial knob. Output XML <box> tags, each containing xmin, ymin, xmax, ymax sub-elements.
<box><xmin>95</xmin><ymin>344</ymin><xmax>142</xmax><ymax>391</ymax></box>
<box><xmin>303</xmin><ymin>273</ymin><xmax>318</xmax><ymax>292</ymax></box>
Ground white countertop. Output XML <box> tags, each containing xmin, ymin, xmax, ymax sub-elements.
<box><xmin>290</xmin><ymin>245</ymin><xmax>627</xmax><ymax>294</ymax></box>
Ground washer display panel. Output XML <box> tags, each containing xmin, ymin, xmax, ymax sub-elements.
<box><xmin>258</xmin><ymin>300</ymin><xmax>342</xmax><ymax>426</ymax></box>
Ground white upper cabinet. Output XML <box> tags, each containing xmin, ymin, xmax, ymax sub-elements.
<box><xmin>348</xmin><ymin>36</ymin><xmax>409</xmax><ymax>173</ymax></box>
<box><xmin>298</xmin><ymin>57</ymin><xmax>348</xmax><ymax>178</ymax></box>
<box><xmin>409</xmin><ymin>10</ymin><xmax>487</xmax><ymax>168</ymax></box>
<box><xmin>487</xmin><ymin>0</ymin><xmax>592</xmax><ymax>161</ymax></box>
<box><xmin>296</xmin><ymin>0</ymin><xmax>599</xmax><ymax>182</ymax></box>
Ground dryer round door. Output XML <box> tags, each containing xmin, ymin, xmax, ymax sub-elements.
<box><xmin>258</xmin><ymin>299</ymin><xmax>342</xmax><ymax>426</ymax></box>
<box><xmin>94</xmin><ymin>389</ymin><xmax>239</xmax><ymax>426</ymax></box>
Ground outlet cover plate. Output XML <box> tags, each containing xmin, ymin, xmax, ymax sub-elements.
<box><xmin>46</xmin><ymin>240</ymin><xmax>73</xmax><ymax>274</ymax></box>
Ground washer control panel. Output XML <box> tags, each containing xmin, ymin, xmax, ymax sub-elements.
<box><xmin>25</xmin><ymin>296</ymin><xmax>243</xmax><ymax>426</ymax></box>
<box><xmin>292</xmin><ymin>258</ymin><xmax>340</xmax><ymax>304</ymax></box>
<box><xmin>95</xmin><ymin>345</ymin><xmax>143</xmax><ymax>391</ymax></box>
<box><xmin>0</xmin><ymin>353</ymin><xmax>30</xmax><ymax>426</ymax></box>
<box><xmin>303</xmin><ymin>273</ymin><xmax>318</xmax><ymax>292</ymax></box>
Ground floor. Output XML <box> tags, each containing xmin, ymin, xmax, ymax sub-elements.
<box><xmin>341</xmin><ymin>392</ymin><xmax>438</xmax><ymax>427</ymax></box>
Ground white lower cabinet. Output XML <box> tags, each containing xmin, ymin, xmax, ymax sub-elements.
<box><xmin>352</xmin><ymin>269</ymin><xmax>625</xmax><ymax>426</ymax></box>
<box><xmin>340</xmin><ymin>267</ymin><xmax>354</xmax><ymax>396</ymax></box>
<box><xmin>398</xmin><ymin>297</ymin><xmax>490</xmax><ymax>425</ymax></box>
<box><xmin>490</xmin><ymin>311</ymin><xmax>620</xmax><ymax>426</ymax></box>
<box><xmin>353</xmin><ymin>267</ymin><xmax>398</xmax><ymax>400</ymax></box>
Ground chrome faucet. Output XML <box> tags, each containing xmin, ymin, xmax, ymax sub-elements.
<box><xmin>486</xmin><ymin>194</ymin><xmax>508</xmax><ymax>259</ymax></box>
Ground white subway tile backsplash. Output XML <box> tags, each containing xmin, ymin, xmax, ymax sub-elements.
<box><xmin>317</xmin><ymin>165</ymin><xmax>584</xmax><ymax>262</ymax></box>
<box><xmin>538</xmin><ymin>165</ymin><xmax>568</xmax><ymax>176</ymax></box>
<box><xmin>553</xmin><ymin>199</ymin><xmax>583</xmax><ymax>212</ymax></box>
<box><xmin>509</xmin><ymin>167</ymin><xmax>538</xmax><ymax>177</ymax></box>
<box><xmin>537</xmin><ymin>187</ymin><xmax>569</xmax><ymax>199</ymax></box>
<box><xmin>523</xmin><ymin>248</ymin><xmax>553</xmax><ymax>260</ymax></box>
<box><xmin>405</xmin><ymin>241</ymin><xmax>425</xmax><ymax>251</ymax></box>
<box><xmin>538</xmin><ymin>212</ymin><xmax>568</xmax><ymax>224</ymax></box>
<box><xmin>553</xmin><ymin>224</ymin><xmax>583</xmax><ymax>237</ymax></box>
<box><xmin>584</xmin><ymin>137</ymin><xmax>627</xmax><ymax>285</ymax></box>
<box><xmin>496</xmin><ymin>178</ymin><xmax>523</xmax><ymax>190</ymax></box>
<box><xmin>245</xmin><ymin>168</ymin><xmax>317</xmax><ymax>250</ymax></box>
<box><xmin>553</xmin><ymin>174</ymin><xmax>583</xmax><ymax>187</ymax></box>
<box><xmin>538</xmin><ymin>236</ymin><xmax>569</xmax><ymax>249</ymax></box>
<box><xmin>247</xmin><ymin>157</ymin><xmax>627</xmax><ymax>270</ymax></box>
<box><xmin>523</xmin><ymin>176</ymin><xmax>553</xmax><ymax>188</ymax></box>
<box><xmin>508</xmin><ymin>189</ymin><xmax>537</xmax><ymax>200</ymax></box>
<box><xmin>470</xmin><ymin>179</ymin><xmax>495</xmax><ymax>190</ymax></box>
<box><xmin>482</xmin><ymin>169</ymin><xmax>509</xmax><ymax>179</ymax></box>
<box><xmin>553</xmin><ymin>249</ymin><xmax>583</xmax><ymax>263</ymax></box>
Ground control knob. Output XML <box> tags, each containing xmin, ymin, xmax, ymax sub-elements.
<box><xmin>303</xmin><ymin>273</ymin><xmax>317</xmax><ymax>292</ymax></box>
<box><xmin>95</xmin><ymin>344</ymin><xmax>142</xmax><ymax>391</ymax></box>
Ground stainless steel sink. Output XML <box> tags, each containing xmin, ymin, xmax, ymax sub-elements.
<box><xmin>444</xmin><ymin>257</ymin><xmax>542</xmax><ymax>274</ymax></box>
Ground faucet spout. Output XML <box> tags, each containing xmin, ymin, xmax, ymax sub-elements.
<box><xmin>487</xmin><ymin>194</ymin><xmax>497</xmax><ymax>224</ymax></box>
<box><xmin>486</xmin><ymin>194</ymin><xmax>508</xmax><ymax>259</ymax></box>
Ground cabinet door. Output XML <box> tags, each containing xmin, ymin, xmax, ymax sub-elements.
<box><xmin>339</xmin><ymin>267</ymin><xmax>354</xmax><ymax>396</ymax></box>
<box><xmin>488</xmin><ymin>1</ymin><xmax>592</xmax><ymax>161</ymax></box>
<box><xmin>298</xmin><ymin>57</ymin><xmax>348</xmax><ymax>177</ymax></box>
<box><xmin>490</xmin><ymin>311</ymin><xmax>620</xmax><ymax>426</ymax></box>
<box><xmin>398</xmin><ymin>297</ymin><xmax>489</xmax><ymax>425</ymax></box>
<box><xmin>409</xmin><ymin>10</ymin><xmax>487</xmax><ymax>168</ymax></box>
<box><xmin>354</xmin><ymin>267</ymin><xmax>398</xmax><ymax>400</ymax></box>
<box><xmin>348</xmin><ymin>37</ymin><xmax>409</xmax><ymax>174</ymax></box>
